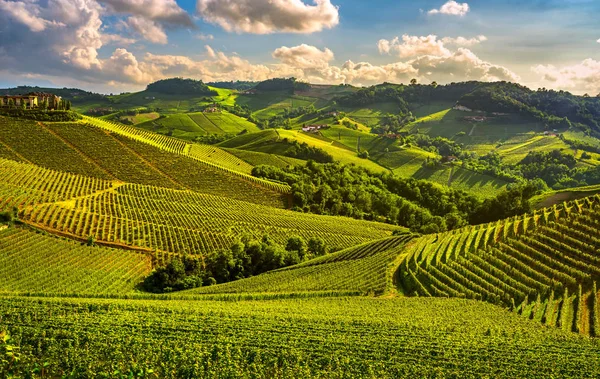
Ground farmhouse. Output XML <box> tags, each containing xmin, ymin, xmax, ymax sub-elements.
<box><xmin>0</xmin><ymin>92</ymin><xmax>61</xmax><ymax>110</ymax></box>
<box><xmin>302</xmin><ymin>124</ymin><xmax>327</xmax><ymax>133</ymax></box>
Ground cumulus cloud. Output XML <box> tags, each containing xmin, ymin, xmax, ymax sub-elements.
<box><xmin>0</xmin><ymin>0</ymin><xmax>65</xmax><ymax>32</ymax></box>
<box><xmin>196</xmin><ymin>0</ymin><xmax>340</xmax><ymax>34</ymax></box>
<box><xmin>126</xmin><ymin>16</ymin><xmax>168</xmax><ymax>44</ymax></box>
<box><xmin>378</xmin><ymin>35</ymin><xmax>451</xmax><ymax>58</ymax></box>
<box><xmin>441</xmin><ymin>35</ymin><xmax>487</xmax><ymax>46</ymax></box>
<box><xmin>428</xmin><ymin>1</ymin><xmax>470</xmax><ymax>16</ymax></box>
<box><xmin>98</xmin><ymin>0</ymin><xmax>194</xmax><ymax>27</ymax></box>
<box><xmin>272</xmin><ymin>44</ymin><xmax>334</xmax><ymax>69</ymax></box>
<box><xmin>377</xmin><ymin>35</ymin><xmax>487</xmax><ymax>58</ymax></box>
<box><xmin>533</xmin><ymin>59</ymin><xmax>600</xmax><ymax>95</ymax></box>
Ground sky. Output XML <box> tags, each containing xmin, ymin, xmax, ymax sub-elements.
<box><xmin>0</xmin><ymin>0</ymin><xmax>599</xmax><ymax>94</ymax></box>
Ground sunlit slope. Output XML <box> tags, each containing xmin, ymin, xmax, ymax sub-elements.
<box><xmin>0</xmin><ymin>226</ymin><xmax>150</xmax><ymax>294</ymax></box>
<box><xmin>3</xmin><ymin>296</ymin><xmax>599</xmax><ymax>378</ymax></box>
<box><xmin>189</xmin><ymin>234</ymin><xmax>413</xmax><ymax>295</ymax></box>
<box><xmin>0</xmin><ymin>158</ymin><xmax>400</xmax><ymax>257</ymax></box>
<box><xmin>0</xmin><ymin>117</ymin><xmax>289</xmax><ymax>207</ymax></box>
<box><xmin>400</xmin><ymin>195</ymin><xmax>600</xmax><ymax>336</ymax></box>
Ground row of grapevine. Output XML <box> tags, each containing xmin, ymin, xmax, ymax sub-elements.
<box><xmin>2</xmin><ymin>294</ymin><xmax>599</xmax><ymax>378</ymax></box>
<box><xmin>401</xmin><ymin>194</ymin><xmax>600</xmax><ymax>336</ymax></box>
<box><xmin>82</xmin><ymin>115</ymin><xmax>291</xmax><ymax>194</ymax></box>
<box><xmin>11</xmin><ymin>174</ymin><xmax>399</xmax><ymax>256</ymax></box>
<box><xmin>191</xmin><ymin>235</ymin><xmax>413</xmax><ymax>295</ymax></box>
<box><xmin>0</xmin><ymin>116</ymin><xmax>111</xmax><ymax>179</ymax></box>
<box><xmin>0</xmin><ymin>226</ymin><xmax>150</xmax><ymax>294</ymax></box>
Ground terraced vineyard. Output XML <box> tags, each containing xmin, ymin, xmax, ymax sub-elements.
<box><xmin>0</xmin><ymin>227</ymin><xmax>150</xmax><ymax>294</ymax></box>
<box><xmin>191</xmin><ymin>234</ymin><xmax>413</xmax><ymax>295</ymax></box>
<box><xmin>0</xmin><ymin>157</ymin><xmax>399</xmax><ymax>256</ymax></box>
<box><xmin>401</xmin><ymin>195</ymin><xmax>600</xmax><ymax>336</ymax></box>
<box><xmin>0</xmin><ymin>117</ymin><xmax>111</xmax><ymax>178</ymax></box>
<box><xmin>2</xmin><ymin>296</ymin><xmax>599</xmax><ymax>378</ymax></box>
<box><xmin>0</xmin><ymin>118</ymin><xmax>289</xmax><ymax>207</ymax></box>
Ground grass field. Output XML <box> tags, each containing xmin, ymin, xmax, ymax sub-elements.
<box><xmin>412</xmin><ymin>165</ymin><xmax>509</xmax><ymax>198</ymax></box>
<box><xmin>118</xmin><ymin>112</ymin><xmax>160</xmax><ymax>125</ymax></box>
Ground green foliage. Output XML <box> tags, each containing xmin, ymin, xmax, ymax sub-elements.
<box><xmin>146</xmin><ymin>78</ymin><xmax>217</xmax><ymax>96</ymax></box>
<box><xmin>0</xmin><ymin>109</ymin><xmax>81</xmax><ymax>121</ymax></box>
<box><xmin>144</xmin><ymin>235</ymin><xmax>330</xmax><ymax>293</ymax></box>
<box><xmin>255</xmin><ymin>77</ymin><xmax>310</xmax><ymax>93</ymax></box>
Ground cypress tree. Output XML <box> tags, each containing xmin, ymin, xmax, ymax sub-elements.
<box><xmin>573</xmin><ymin>284</ymin><xmax>583</xmax><ymax>334</ymax></box>
<box><xmin>557</xmin><ymin>287</ymin><xmax>569</xmax><ymax>330</ymax></box>
<box><xmin>591</xmin><ymin>282</ymin><xmax>599</xmax><ymax>338</ymax></box>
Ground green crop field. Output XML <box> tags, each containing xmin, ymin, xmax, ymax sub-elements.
<box><xmin>2</xmin><ymin>295</ymin><xmax>599</xmax><ymax>378</ymax></box>
<box><xmin>401</xmin><ymin>195</ymin><xmax>600</xmax><ymax>336</ymax></box>
<box><xmin>0</xmin><ymin>158</ymin><xmax>399</xmax><ymax>257</ymax></box>
<box><xmin>0</xmin><ymin>226</ymin><xmax>150</xmax><ymax>294</ymax></box>
<box><xmin>224</xmin><ymin>148</ymin><xmax>306</xmax><ymax>168</ymax></box>
<box><xmin>118</xmin><ymin>112</ymin><xmax>160</xmax><ymax>125</ymax></box>
<box><xmin>192</xmin><ymin>235</ymin><xmax>413</xmax><ymax>295</ymax></box>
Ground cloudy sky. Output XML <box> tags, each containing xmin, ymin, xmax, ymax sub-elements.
<box><xmin>0</xmin><ymin>0</ymin><xmax>599</xmax><ymax>94</ymax></box>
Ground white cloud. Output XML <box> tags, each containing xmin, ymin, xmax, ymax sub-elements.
<box><xmin>533</xmin><ymin>59</ymin><xmax>600</xmax><ymax>95</ymax></box>
<box><xmin>98</xmin><ymin>0</ymin><xmax>194</xmax><ymax>27</ymax></box>
<box><xmin>597</xmin><ymin>38</ymin><xmax>600</xmax><ymax>43</ymax></box>
<box><xmin>378</xmin><ymin>35</ymin><xmax>451</xmax><ymax>58</ymax></box>
<box><xmin>196</xmin><ymin>0</ymin><xmax>340</xmax><ymax>34</ymax></box>
<box><xmin>126</xmin><ymin>16</ymin><xmax>168</xmax><ymax>44</ymax></box>
<box><xmin>0</xmin><ymin>0</ymin><xmax>65</xmax><ymax>32</ymax></box>
<box><xmin>441</xmin><ymin>35</ymin><xmax>487</xmax><ymax>47</ymax></box>
<box><xmin>428</xmin><ymin>1</ymin><xmax>470</xmax><ymax>16</ymax></box>
<box><xmin>195</xmin><ymin>33</ymin><xmax>214</xmax><ymax>40</ymax></box>
<box><xmin>272</xmin><ymin>44</ymin><xmax>334</xmax><ymax>69</ymax></box>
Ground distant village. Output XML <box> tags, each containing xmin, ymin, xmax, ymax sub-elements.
<box><xmin>1</xmin><ymin>92</ymin><xmax>64</xmax><ymax>110</ymax></box>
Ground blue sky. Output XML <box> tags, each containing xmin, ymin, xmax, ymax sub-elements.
<box><xmin>0</xmin><ymin>0</ymin><xmax>599</xmax><ymax>94</ymax></box>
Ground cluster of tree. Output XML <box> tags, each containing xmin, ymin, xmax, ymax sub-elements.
<box><xmin>280</xmin><ymin>139</ymin><xmax>334</xmax><ymax>163</ymax></box>
<box><xmin>0</xmin><ymin>86</ymin><xmax>105</xmax><ymax>102</ymax></box>
<box><xmin>143</xmin><ymin>235</ymin><xmax>330</xmax><ymax>293</ymax></box>
<box><xmin>336</xmin><ymin>81</ymin><xmax>481</xmax><ymax>108</ymax></box>
<box><xmin>0</xmin><ymin>109</ymin><xmax>80</xmax><ymax>122</ymax></box>
<box><xmin>252</xmin><ymin>161</ymin><xmax>543</xmax><ymax>233</ymax></box>
<box><xmin>146</xmin><ymin>78</ymin><xmax>217</xmax><ymax>96</ymax></box>
<box><xmin>193</xmin><ymin>133</ymin><xmax>238</xmax><ymax>145</ymax></box>
<box><xmin>254</xmin><ymin>78</ymin><xmax>310</xmax><ymax>93</ymax></box>
<box><xmin>207</xmin><ymin>81</ymin><xmax>257</xmax><ymax>91</ymax></box>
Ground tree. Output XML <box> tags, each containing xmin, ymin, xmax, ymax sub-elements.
<box><xmin>431</xmin><ymin>81</ymin><xmax>438</xmax><ymax>88</ymax></box>
<box><xmin>20</xmin><ymin>100</ymin><xmax>26</xmax><ymax>110</ymax></box>
<box><xmin>66</xmin><ymin>100</ymin><xmax>72</xmax><ymax>111</ymax></box>
<box><xmin>7</xmin><ymin>99</ymin><xmax>14</xmax><ymax>109</ymax></box>
<box><xmin>307</xmin><ymin>237</ymin><xmax>327</xmax><ymax>257</ymax></box>
<box><xmin>410</xmin><ymin>78</ymin><xmax>418</xmax><ymax>86</ymax></box>
<box><xmin>286</xmin><ymin>236</ymin><xmax>307</xmax><ymax>260</ymax></box>
<box><xmin>591</xmin><ymin>282</ymin><xmax>599</xmax><ymax>337</ymax></box>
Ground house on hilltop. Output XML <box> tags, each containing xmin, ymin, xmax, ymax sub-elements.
<box><xmin>0</xmin><ymin>92</ymin><xmax>61</xmax><ymax>110</ymax></box>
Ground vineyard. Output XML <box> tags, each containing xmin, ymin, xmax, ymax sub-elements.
<box><xmin>400</xmin><ymin>195</ymin><xmax>600</xmax><ymax>336</ymax></box>
<box><xmin>0</xmin><ymin>157</ymin><xmax>400</xmax><ymax>258</ymax></box>
<box><xmin>0</xmin><ymin>226</ymin><xmax>150</xmax><ymax>294</ymax></box>
<box><xmin>0</xmin><ymin>117</ymin><xmax>289</xmax><ymax>207</ymax></box>
<box><xmin>191</xmin><ymin>234</ymin><xmax>413</xmax><ymax>295</ymax></box>
<box><xmin>1</xmin><ymin>296</ymin><xmax>599</xmax><ymax>378</ymax></box>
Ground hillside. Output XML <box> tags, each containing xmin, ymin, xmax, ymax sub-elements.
<box><xmin>0</xmin><ymin>116</ymin><xmax>289</xmax><ymax>207</ymax></box>
<box><xmin>0</xmin><ymin>157</ymin><xmax>400</xmax><ymax>257</ymax></box>
<box><xmin>190</xmin><ymin>234</ymin><xmax>413</xmax><ymax>295</ymax></box>
<box><xmin>401</xmin><ymin>195</ymin><xmax>600</xmax><ymax>336</ymax></box>
<box><xmin>0</xmin><ymin>226</ymin><xmax>150</xmax><ymax>294</ymax></box>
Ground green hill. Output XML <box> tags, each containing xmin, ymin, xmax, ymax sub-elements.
<box><xmin>0</xmin><ymin>157</ymin><xmax>400</xmax><ymax>257</ymax></box>
<box><xmin>0</xmin><ymin>116</ymin><xmax>288</xmax><ymax>207</ymax></box>
<box><xmin>0</xmin><ymin>226</ymin><xmax>150</xmax><ymax>294</ymax></box>
<box><xmin>401</xmin><ymin>195</ymin><xmax>600</xmax><ymax>336</ymax></box>
<box><xmin>189</xmin><ymin>234</ymin><xmax>413</xmax><ymax>295</ymax></box>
